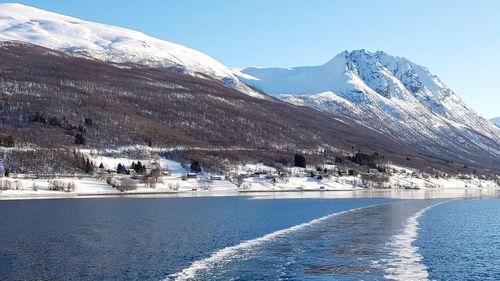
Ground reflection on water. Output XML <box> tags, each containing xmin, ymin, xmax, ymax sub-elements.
<box><xmin>247</xmin><ymin>188</ymin><xmax>500</xmax><ymax>200</ymax></box>
<box><xmin>3</xmin><ymin>187</ymin><xmax>498</xmax><ymax>202</ymax></box>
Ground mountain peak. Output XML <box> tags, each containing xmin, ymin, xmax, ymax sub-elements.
<box><xmin>239</xmin><ymin>50</ymin><xmax>500</xmax><ymax>162</ymax></box>
<box><xmin>348</xmin><ymin>49</ymin><xmax>371</xmax><ymax>56</ymax></box>
<box><xmin>339</xmin><ymin>49</ymin><xmax>390</xmax><ymax>58</ymax></box>
<box><xmin>333</xmin><ymin>49</ymin><xmax>376</xmax><ymax>61</ymax></box>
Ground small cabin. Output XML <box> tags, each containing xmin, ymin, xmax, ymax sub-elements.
<box><xmin>305</xmin><ymin>169</ymin><xmax>316</xmax><ymax>174</ymax></box>
<box><xmin>338</xmin><ymin>170</ymin><xmax>348</xmax><ymax>176</ymax></box>
<box><xmin>186</xmin><ymin>173</ymin><xmax>197</xmax><ymax>179</ymax></box>
<box><xmin>210</xmin><ymin>175</ymin><xmax>223</xmax><ymax>180</ymax></box>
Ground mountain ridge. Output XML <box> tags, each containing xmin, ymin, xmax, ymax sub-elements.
<box><xmin>239</xmin><ymin>50</ymin><xmax>500</xmax><ymax>167</ymax></box>
<box><xmin>0</xmin><ymin>3</ymin><xmax>499</xmax><ymax>172</ymax></box>
<box><xmin>4</xmin><ymin>41</ymin><xmax>456</xmax><ymax>171</ymax></box>
<box><xmin>0</xmin><ymin>2</ymin><xmax>262</xmax><ymax>97</ymax></box>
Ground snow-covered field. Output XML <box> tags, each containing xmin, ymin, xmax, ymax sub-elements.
<box><xmin>0</xmin><ymin>174</ymin><xmax>239</xmax><ymax>200</ymax></box>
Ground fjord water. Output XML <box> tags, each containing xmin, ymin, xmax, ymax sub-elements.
<box><xmin>418</xmin><ymin>199</ymin><xmax>500</xmax><ymax>281</ymax></box>
<box><xmin>0</xmin><ymin>197</ymin><xmax>498</xmax><ymax>280</ymax></box>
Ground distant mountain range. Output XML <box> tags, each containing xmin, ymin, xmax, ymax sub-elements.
<box><xmin>0</xmin><ymin>3</ymin><xmax>499</xmax><ymax>172</ymax></box>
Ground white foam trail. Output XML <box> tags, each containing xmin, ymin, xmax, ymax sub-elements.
<box><xmin>384</xmin><ymin>202</ymin><xmax>444</xmax><ymax>281</ymax></box>
<box><xmin>165</xmin><ymin>203</ymin><xmax>385</xmax><ymax>281</ymax></box>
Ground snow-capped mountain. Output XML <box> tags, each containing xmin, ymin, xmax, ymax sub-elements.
<box><xmin>1</xmin><ymin>3</ymin><xmax>499</xmax><ymax>169</ymax></box>
<box><xmin>240</xmin><ymin>50</ymin><xmax>500</xmax><ymax>164</ymax></box>
<box><xmin>492</xmin><ymin>117</ymin><xmax>500</xmax><ymax>127</ymax></box>
<box><xmin>0</xmin><ymin>3</ymin><xmax>260</xmax><ymax>96</ymax></box>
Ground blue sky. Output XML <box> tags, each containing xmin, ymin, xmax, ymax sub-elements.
<box><xmin>2</xmin><ymin>0</ymin><xmax>499</xmax><ymax>118</ymax></box>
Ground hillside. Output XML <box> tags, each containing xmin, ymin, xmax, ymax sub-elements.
<box><xmin>0</xmin><ymin>44</ymin><xmax>391</xmax><ymax>151</ymax></box>
<box><xmin>0</xmin><ymin>4</ymin><xmax>498</xmax><ymax>175</ymax></box>
<box><xmin>0</xmin><ymin>3</ymin><xmax>259</xmax><ymax>97</ymax></box>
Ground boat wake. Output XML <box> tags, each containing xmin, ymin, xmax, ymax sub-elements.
<box><xmin>165</xmin><ymin>203</ymin><xmax>385</xmax><ymax>281</ymax></box>
<box><xmin>383</xmin><ymin>202</ymin><xmax>445</xmax><ymax>281</ymax></box>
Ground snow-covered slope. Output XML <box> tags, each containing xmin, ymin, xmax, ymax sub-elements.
<box><xmin>0</xmin><ymin>3</ymin><xmax>260</xmax><ymax>96</ymax></box>
<box><xmin>492</xmin><ymin>117</ymin><xmax>500</xmax><ymax>127</ymax></box>
<box><xmin>240</xmin><ymin>50</ymin><xmax>500</xmax><ymax>163</ymax></box>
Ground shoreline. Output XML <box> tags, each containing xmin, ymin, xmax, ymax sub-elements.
<box><xmin>1</xmin><ymin>187</ymin><xmax>499</xmax><ymax>201</ymax></box>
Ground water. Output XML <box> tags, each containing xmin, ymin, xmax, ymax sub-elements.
<box><xmin>418</xmin><ymin>200</ymin><xmax>500</xmax><ymax>281</ymax></box>
<box><xmin>0</xmin><ymin>196</ymin><xmax>498</xmax><ymax>280</ymax></box>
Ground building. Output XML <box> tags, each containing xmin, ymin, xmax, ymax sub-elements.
<box><xmin>210</xmin><ymin>175</ymin><xmax>223</xmax><ymax>180</ymax></box>
<box><xmin>129</xmin><ymin>169</ymin><xmax>138</xmax><ymax>177</ymax></box>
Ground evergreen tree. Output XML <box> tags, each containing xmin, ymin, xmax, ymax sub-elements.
<box><xmin>48</xmin><ymin>116</ymin><xmax>61</xmax><ymax>127</ymax></box>
<box><xmin>32</xmin><ymin>112</ymin><xmax>47</xmax><ymax>124</ymax></box>
<box><xmin>117</xmin><ymin>163</ymin><xmax>127</xmax><ymax>174</ymax></box>
<box><xmin>145</xmin><ymin>137</ymin><xmax>152</xmax><ymax>147</ymax></box>
<box><xmin>190</xmin><ymin>160</ymin><xmax>201</xmax><ymax>173</ymax></box>
<box><xmin>99</xmin><ymin>162</ymin><xmax>104</xmax><ymax>169</ymax></box>
<box><xmin>75</xmin><ymin>133</ymin><xmax>86</xmax><ymax>145</ymax></box>
<box><xmin>84</xmin><ymin>158</ymin><xmax>94</xmax><ymax>174</ymax></box>
<box><xmin>77</xmin><ymin>125</ymin><xmax>85</xmax><ymax>133</ymax></box>
<box><xmin>7</xmin><ymin>135</ymin><xmax>14</xmax><ymax>147</ymax></box>
<box><xmin>0</xmin><ymin>135</ymin><xmax>14</xmax><ymax>147</ymax></box>
<box><xmin>294</xmin><ymin>153</ymin><xmax>306</xmax><ymax>168</ymax></box>
<box><xmin>136</xmin><ymin>161</ymin><xmax>145</xmax><ymax>174</ymax></box>
<box><xmin>84</xmin><ymin>118</ymin><xmax>93</xmax><ymax>126</ymax></box>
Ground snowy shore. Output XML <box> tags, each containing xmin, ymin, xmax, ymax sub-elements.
<box><xmin>1</xmin><ymin>155</ymin><xmax>498</xmax><ymax>201</ymax></box>
<box><xmin>1</xmin><ymin>175</ymin><xmax>498</xmax><ymax>201</ymax></box>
